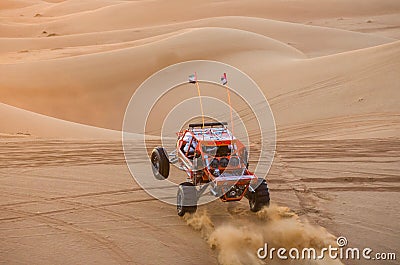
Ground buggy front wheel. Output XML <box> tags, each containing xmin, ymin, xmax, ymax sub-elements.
<box><xmin>248</xmin><ymin>180</ymin><xmax>270</xmax><ymax>212</ymax></box>
<box><xmin>177</xmin><ymin>182</ymin><xmax>197</xmax><ymax>216</ymax></box>
<box><xmin>151</xmin><ymin>147</ymin><xmax>169</xmax><ymax>180</ymax></box>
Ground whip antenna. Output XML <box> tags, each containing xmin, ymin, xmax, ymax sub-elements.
<box><xmin>221</xmin><ymin>73</ymin><xmax>234</xmax><ymax>137</ymax></box>
<box><xmin>189</xmin><ymin>72</ymin><xmax>205</xmax><ymax>128</ymax></box>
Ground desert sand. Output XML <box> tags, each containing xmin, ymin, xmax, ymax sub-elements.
<box><xmin>0</xmin><ymin>1</ymin><xmax>399</xmax><ymax>265</ymax></box>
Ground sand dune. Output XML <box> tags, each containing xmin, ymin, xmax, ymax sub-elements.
<box><xmin>1</xmin><ymin>35</ymin><xmax>398</xmax><ymax>137</ymax></box>
<box><xmin>0</xmin><ymin>26</ymin><xmax>306</xmax><ymax>129</ymax></box>
<box><xmin>1</xmin><ymin>0</ymin><xmax>399</xmax><ymax>132</ymax></box>
<box><xmin>266</xmin><ymin>41</ymin><xmax>400</xmax><ymax>139</ymax></box>
<box><xmin>0</xmin><ymin>1</ymin><xmax>399</xmax><ymax>265</ymax></box>
<box><xmin>0</xmin><ymin>16</ymin><xmax>394</xmax><ymax>56</ymax></box>
<box><xmin>0</xmin><ymin>103</ymin><xmax>120</xmax><ymax>139</ymax></box>
<box><xmin>2</xmin><ymin>0</ymin><xmax>400</xmax><ymax>36</ymax></box>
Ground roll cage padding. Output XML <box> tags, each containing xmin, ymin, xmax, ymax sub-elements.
<box><xmin>189</xmin><ymin>122</ymin><xmax>227</xmax><ymax>128</ymax></box>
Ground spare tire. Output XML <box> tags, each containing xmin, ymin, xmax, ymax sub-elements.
<box><xmin>210</xmin><ymin>158</ymin><xmax>219</xmax><ymax>168</ymax></box>
<box><xmin>228</xmin><ymin>156</ymin><xmax>240</xmax><ymax>167</ymax></box>
<box><xmin>220</xmin><ymin>157</ymin><xmax>229</xmax><ymax>168</ymax></box>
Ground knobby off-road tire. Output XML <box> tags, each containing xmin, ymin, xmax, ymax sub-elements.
<box><xmin>177</xmin><ymin>182</ymin><xmax>197</xmax><ymax>216</ymax></box>
<box><xmin>248</xmin><ymin>180</ymin><xmax>270</xmax><ymax>212</ymax></box>
<box><xmin>151</xmin><ymin>147</ymin><xmax>169</xmax><ymax>180</ymax></box>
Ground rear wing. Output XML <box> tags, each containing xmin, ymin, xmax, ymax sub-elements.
<box><xmin>189</xmin><ymin>122</ymin><xmax>227</xmax><ymax>129</ymax></box>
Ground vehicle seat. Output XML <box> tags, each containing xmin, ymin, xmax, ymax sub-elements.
<box><xmin>187</xmin><ymin>147</ymin><xmax>195</xmax><ymax>159</ymax></box>
<box><xmin>180</xmin><ymin>141</ymin><xmax>187</xmax><ymax>153</ymax></box>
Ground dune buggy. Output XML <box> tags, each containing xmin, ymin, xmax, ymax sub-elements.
<box><xmin>151</xmin><ymin>122</ymin><xmax>270</xmax><ymax>216</ymax></box>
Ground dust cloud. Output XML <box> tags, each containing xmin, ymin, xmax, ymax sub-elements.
<box><xmin>184</xmin><ymin>204</ymin><xmax>344</xmax><ymax>265</ymax></box>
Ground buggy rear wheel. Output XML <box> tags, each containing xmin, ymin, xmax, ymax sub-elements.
<box><xmin>151</xmin><ymin>147</ymin><xmax>169</xmax><ymax>180</ymax></box>
<box><xmin>177</xmin><ymin>182</ymin><xmax>197</xmax><ymax>216</ymax></box>
<box><xmin>248</xmin><ymin>180</ymin><xmax>270</xmax><ymax>212</ymax></box>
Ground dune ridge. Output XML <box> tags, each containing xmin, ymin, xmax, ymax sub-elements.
<box><xmin>0</xmin><ymin>103</ymin><xmax>120</xmax><ymax>139</ymax></box>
